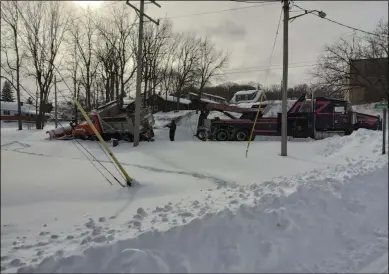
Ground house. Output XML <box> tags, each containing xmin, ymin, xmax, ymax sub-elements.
<box><xmin>0</xmin><ymin>101</ymin><xmax>37</xmax><ymax>122</ymax></box>
<box><xmin>346</xmin><ymin>57</ymin><xmax>388</xmax><ymax>104</ymax></box>
<box><xmin>229</xmin><ymin>89</ymin><xmax>265</xmax><ymax>104</ymax></box>
<box><xmin>186</xmin><ymin>92</ymin><xmax>228</xmax><ymax>105</ymax></box>
<box><xmin>147</xmin><ymin>94</ymin><xmax>191</xmax><ymax>112</ymax></box>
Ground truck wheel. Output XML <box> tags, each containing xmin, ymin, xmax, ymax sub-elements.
<box><xmin>216</xmin><ymin>129</ymin><xmax>228</xmax><ymax>141</ymax></box>
<box><xmin>74</xmin><ymin>134</ymin><xmax>85</xmax><ymax>140</ymax></box>
<box><xmin>235</xmin><ymin>130</ymin><xmax>249</xmax><ymax>141</ymax></box>
<box><xmin>196</xmin><ymin>129</ymin><xmax>207</xmax><ymax>141</ymax></box>
<box><xmin>103</xmin><ymin>135</ymin><xmax>111</xmax><ymax>142</ymax></box>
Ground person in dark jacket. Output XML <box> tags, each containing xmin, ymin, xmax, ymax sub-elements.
<box><xmin>166</xmin><ymin>120</ymin><xmax>177</xmax><ymax>141</ymax></box>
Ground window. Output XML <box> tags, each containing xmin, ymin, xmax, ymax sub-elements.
<box><xmin>236</xmin><ymin>92</ymin><xmax>256</xmax><ymax>102</ymax></box>
<box><xmin>3</xmin><ymin>110</ymin><xmax>10</xmax><ymax>115</ymax></box>
<box><xmin>334</xmin><ymin>103</ymin><xmax>346</xmax><ymax>114</ymax></box>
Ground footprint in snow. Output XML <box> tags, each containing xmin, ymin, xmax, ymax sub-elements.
<box><xmin>128</xmin><ymin>220</ymin><xmax>141</xmax><ymax>228</ymax></box>
<box><xmin>80</xmin><ymin>236</ymin><xmax>92</xmax><ymax>245</ymax></box>
<box><xmin>92</xmin><ymin>235</ymin><xmax>107</xmax><ymax>243</ymax></box>
<box><xmin>98</xmin><ymin>217</ymin><xmax>106</xmax><ymax>223</ymax></box>
<box><xmin>137</xmin><ymin>207</ymin><xmax>148</xmax><ymax>217</ymax></box>
<box><xmin>179</xmin><ymin>212</ymin><xmax>194</xmax><ymax>218</ymax></box>
<box><xmin>92</xmin><ymin>228</ymin><xmax>102</xmax><ymax>236</ymax></box>
<box><xmin>85</xmin><ymin>218</ymin><xmax>96</xmax><ymax>229</ymax></box>
<box><xmin>164</xmin><ymin>204</ymin><xmax>173</xmax><ymax>212</ymax></box>
<box><xmin>39</xmin><ymin>231</ymin><xmax>50</xmax><ymax>236</ymax></box>
<box><xmin>9</xmin><ymin>258</ymin><xmax>23</xmax><ymax>267</ymax></box>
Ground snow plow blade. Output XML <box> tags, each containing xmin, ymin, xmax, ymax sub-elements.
<box><xmin>46</xmin><ymin>126</ymin><xmax>74</xmax><ymax>140</ymax></box>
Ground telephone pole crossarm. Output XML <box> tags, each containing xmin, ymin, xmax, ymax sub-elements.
<box><xmin>126</xmin><ymin>1</ymin><xmax>160</xmax><ymax>25</ymax></box>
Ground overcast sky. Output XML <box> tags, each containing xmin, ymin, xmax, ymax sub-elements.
<box><xmin>148</xmin><ymin>0</ymin><xmax>388</xmax><ymax>87</ymax></box>
<box><xmin>1</xmin><ymin>1</ymin><xmax>388</xmax><ymax>102</ymax></box>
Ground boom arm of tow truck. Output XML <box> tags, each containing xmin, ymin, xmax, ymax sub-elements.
<box><xmin>204</xmin><ymin>103</ymin><xmax>258</xmax><ymax>119</ymax></box>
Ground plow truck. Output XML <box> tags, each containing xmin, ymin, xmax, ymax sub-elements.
<box><xmin>47</xmin><ymin>100</ymin><xmax>155</xmax><ymax>142</ymax></box>
<box><xmin>196</xmin><ymin>94</ymin><xmax>382</xmax><ymax>141</ymax></box>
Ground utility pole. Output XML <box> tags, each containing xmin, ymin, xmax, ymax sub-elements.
<box><xmin>126</xmin><ymin>0</ymin><xmax>161</xmax><ymax>147</ymax></box>
<box><xmin>54</xmin><ymin>75</ymin><xmax>58</xmax><ymax>128</ymax></box>
<box><xmin>281</xmin><ymin>0</ymin><xmax>289</xmax><ymax>156</ymax></box>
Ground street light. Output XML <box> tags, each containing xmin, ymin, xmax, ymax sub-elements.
<box><xmin>289</xmin><ymin>9</ymin><xmax>326</xmax><ymax>22</ymax></box>
<box><xmin>281</xmin><ymin>1</ymin><xmax>327</xmax><ymax>157</ymax></box>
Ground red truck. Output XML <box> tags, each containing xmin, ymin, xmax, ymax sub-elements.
<box><xmin>47</xmin><ymin>100</ymin><xmax>154</xmax><ymax>142</ymax></box>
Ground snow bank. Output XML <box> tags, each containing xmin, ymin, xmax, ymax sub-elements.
<box><xmin>18</xmin><ymin>158</ymin><xmax>388</xmax><ymax>273</ymax></box>
<box><xmin>314</xmin><ymin>128</ymin><xmax>388</xmax><ymax>159</ymax></box>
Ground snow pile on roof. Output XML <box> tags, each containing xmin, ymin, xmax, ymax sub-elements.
<box><xmin>159</xmin><ymin>95</ymin><xmax>191</xmax><ymax>105</ymax></box>
<box><xmin>123</xmin><ymin>99</ymin><xmax>135</xmax><ymax>105</ymax></box>
<box><xmin>188</xmin><ymin>92</ymin><xmax>226</xmax><ymax>101</ymax></box>
<box><xmin>199</xmin><ymin>97</ymin><xmax>222</xmax><ymax>104</ymax></box>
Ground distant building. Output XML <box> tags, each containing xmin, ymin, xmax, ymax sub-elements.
<box><xmin>0</xmin><ymin>101</ymin><xmax>36</xmax><ymax>117</ymax></box>
<box><xmin>229</xmin><ymin>89</ymin><xmax>265</xmax><ymax>104</ymax></box>
<box><xmin>186</xmin><ymin>92</ymin><xmax>228</xmax><ymax>105</ymax></box>
<box><xmin>147</xmin><ymin>94</ymin><xmax>191</xmax><ymax>112</ymax></box>
<box><xmin>346</xmin><ymin>57</ymin><xmax>388</xmax><ymax>104</ymax></box>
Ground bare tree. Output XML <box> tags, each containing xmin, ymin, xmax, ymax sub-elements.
<box><xmin>21</xmin><ymin>1</ymin><xmax>70</xmax><ymax>129</ymax></box>
<box><xmin>1</xmin><ymin>1</ymin><xmax>25</xmax><ymax>130</ymax></box>
<box><xmin>193</xmin><ymin>36</ymin><xmax>229</xmax><ymax>113</ymax></box>
<box><xmin>67</xmin><ymin>8</ymin><xmax>98</xmax><ymax>111</ymax></box>
<box><xmin>171</xmin><ymin>33</ymin><xmax>201</xmax><ymax>111</ymax></box>
<box><xmin>108</xmin><ymin>6</ymin><xmax>137</xmax><ymax>104</ymax></box>
<box><xmin>311</xmin><ymin>19</ymin><xmax>388</xmax><ymax>102</ymax></box>
<box><xmin>64</xmin><ymin>20</ymin><xmax>81</xmax><ymax>122</ymax></box>
<box><xmin>140</xmin><ymin>19</ymin><xmax>174</xmax><ymax>106</ymax></box>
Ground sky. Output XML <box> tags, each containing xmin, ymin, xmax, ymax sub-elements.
<box><xmin>1</xmin><ymin>0</ymin><xmax>388</xmax><ymax>102</ymax></box>
<box><xmin>148</xmin><ymin>0</ymin><xmax>388</xmax><ymax>86</ymax></box>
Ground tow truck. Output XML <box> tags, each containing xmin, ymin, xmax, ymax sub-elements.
<box><xmin>47</xmin><ymin>100</ymin><xmax>155</xmax><ymax>142</ymax></box>
<box><xmin>196</xmin><ymin>94</ymin><xmax>382</xmax><ymax>141</ymax></box>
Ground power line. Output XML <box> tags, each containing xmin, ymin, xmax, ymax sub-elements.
<box><xmin>292</xmin><ymin>3</ymin><xmax>384</xmax><ymax>37</ymax></box>
<box><xmin>224</xmin><ymin>60</ymin><xmax>316</xmax><ymax>73</ymax></box>
<box><xmin>216</xmin><ymin>63</ymin><xmax>315</xmax><ymax>76</ymax></box>
<box><xmin>263</xmin><ymin>7</ymin><xmax>283</xmax><ymax>88</ymax></box>
<box><xmin>163</xmin><ymin>2</ymin><xmax>278</xmax><ymax>19</ymax></box>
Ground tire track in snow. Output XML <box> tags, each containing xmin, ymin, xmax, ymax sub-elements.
<box><xmin>2</xmin><ymin>147</ymin><xmax>236</xmax><ymax>188</ymax></box>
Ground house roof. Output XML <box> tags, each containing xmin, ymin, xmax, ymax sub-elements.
<box><xmin>188</xmin><ymin>92</ymin><xmax>226</xmax><ymax>101</ymax></box>
<box><xmin>158</xmin><ymin>94</ymin><xmax>191</xmax><ymax>105</ymax></box>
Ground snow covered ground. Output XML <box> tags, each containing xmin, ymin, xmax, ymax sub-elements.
<box><xmin>1</xmin><ymin>108</ymin><xmax>388</xmax><ymax>273</ymax></box>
